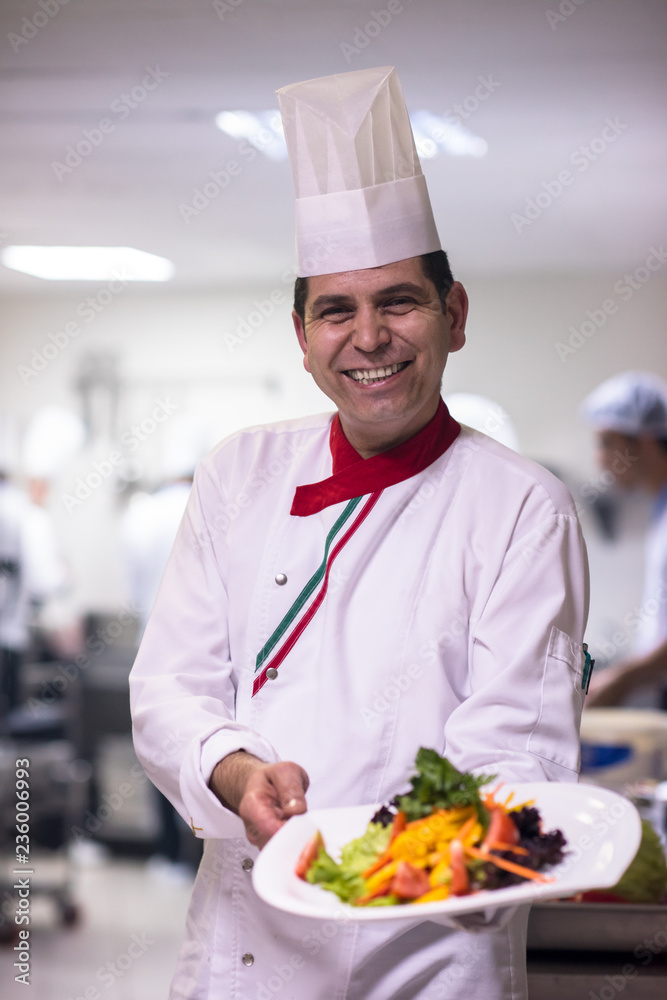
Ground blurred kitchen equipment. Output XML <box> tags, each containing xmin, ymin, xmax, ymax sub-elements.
<box><xmin>580</xmin><ymin>708</ymin><xmax>667</xmax><ymax>788</ymax></box>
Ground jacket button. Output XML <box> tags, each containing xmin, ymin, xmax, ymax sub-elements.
<box><xmin>275</xmin><ymin>573</ymin><xmax>287</xmax><ymax>585</ymax></box>
<box><xmin>242</xmin><ymin>953</ymin><xmax>254</xmax><ymax>967</ymax></box>
<box><xmin>266</xmin><ymin>667</ymin><xmax>278</xmax><ymax>680</ymax></box>
<box><xmin>241</xmin><ymin>857</ymin><xmax>254</xmax><ymax>872</ymax></box>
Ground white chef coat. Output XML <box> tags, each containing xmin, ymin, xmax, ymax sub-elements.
<box><xmin>130</xmin><ymin>411</ymin><xmax>589</xmax><ymax>1000</ymax></box>
<box><xmin>120</xmin><ymin>480</ymin><xmax>193</xmax><ymax>630</ymax></box>
<box><xmin>0</xmin><ymin>480</ymin><xmax>66</xmax><ymax>651</ymax></box>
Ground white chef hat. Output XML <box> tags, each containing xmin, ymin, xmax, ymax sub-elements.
<box><xmin>581</xmin><ymin>371</ymin><xmax>667</xmax><ymax>438</ymax></box>
<box><xmin>445</xmin><ymin>393</ymin><xmax>520</xmax><ymax>452</ymax></box>
<box><xmin>23</xmin><ymin>405</ymin><xmax>85</xmax><ymax>479</ymax></box>
<box><xmin>277</xmin><ymin>66</ymin><xmax>441</xmax><ymax>277</ymax></box>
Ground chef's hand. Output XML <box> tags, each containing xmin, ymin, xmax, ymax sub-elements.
<box><xmin>209</xmin><ymin>751</ymin><xmax>309</xmax><ymax>849</ymax></box>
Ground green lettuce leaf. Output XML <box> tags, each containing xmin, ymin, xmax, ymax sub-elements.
<box><xmin>606</xmin><ymin>820</ymin><xmax>667</xmax><ymax>904</ymax></box>
<box><xmin>306</xmin><ymin>821</ymin><xmax>392</xmax><ymax>904</ymax></box>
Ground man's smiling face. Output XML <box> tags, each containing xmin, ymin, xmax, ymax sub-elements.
<box><xmin>292</xmin><ymin>257</ymin><xmax>468</xmax><ymax>457</ymax></box>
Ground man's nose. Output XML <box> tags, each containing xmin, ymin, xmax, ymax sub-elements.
<box><xmin>349</xmin><ymin>306</ymin><xmax>391</xmax><ymax>352</ymax></box>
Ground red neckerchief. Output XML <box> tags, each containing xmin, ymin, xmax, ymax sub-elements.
<box><xmin>290</xmin><ymin>398</ymin><xmax>460</xmax><ymax>516</ymax></box>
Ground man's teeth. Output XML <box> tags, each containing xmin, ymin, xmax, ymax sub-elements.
<box><xmin>347</xmin><ymin>362</ymin><xmax>408</xmax><ymax>383</ymax></box>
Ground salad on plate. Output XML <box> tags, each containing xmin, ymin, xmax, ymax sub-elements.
<box><xmin>295</xmin><ymin>749</ymin><xmax>568</xmax><ymax>907</ymax></box>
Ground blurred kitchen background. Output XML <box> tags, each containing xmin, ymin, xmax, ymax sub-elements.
<box><xmin>0</xmin><ymin>1</ymin><xmax>665</xmax><ymax>997</ymax></box>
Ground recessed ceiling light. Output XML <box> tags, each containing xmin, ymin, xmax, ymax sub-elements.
<box><xmin>411</xmin><ymin>111</ymin><xmax>488</xmax><ymax>159</ymax></box>
<box><xmin>215</xmin><ymin>110</ymin><xmax>287</xmax><ymax>160</ymax></box>
<box><xmin>216</xmin><ymin>108</ymin><xmax>487</xmax><ymax>161</ymax></box>
<box><xmin>1</xmin><ymin>246</ymin><xmax>174</xmax><ymax>281</ymax></box>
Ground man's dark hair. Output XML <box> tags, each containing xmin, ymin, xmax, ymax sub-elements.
<box><xmin>293</xmin><ymin>249</ymin><xmax>455</xmax><ymax>326</ymax></box>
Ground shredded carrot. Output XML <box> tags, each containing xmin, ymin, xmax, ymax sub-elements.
<box><xmin>456</xmin><ymin>813</ymin><xmax>479</xmax><ymax>844</ymax></box>
<box><xmin>362</xmin><ymin>852</ymin><xmax>392</xmax><ymax>879</ymax></box>
<box><xmin>390</xmin><ymin>811</ymin><xmax>407</xmax><ymax>842</ymax></box>
<box><xmin>354</xmin><ymin>885</ymin><xmax>392</xmax><ymax>906</ymax></box>
<box><xmin>482</xmin><ymin>783</ymin><xmax>504</xmax><ymax>810</ymax></box>
<box><xmin>464</xmin><ymin>845</ymin><xmax>554</xmax><ymax>883</ymax></box>
<box><xmin>486</xmin><ymin>841</ymin><xmax>529</xmax><ymax>856</ymax></box>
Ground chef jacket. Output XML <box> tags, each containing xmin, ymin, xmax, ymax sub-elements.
<box><xmin>0</xmin><ymin>480</ymin><xmax>66</xmax><ymax>651</ymax></box>
<box><xmin>121</xmin><ymin>480</ymin><xmax>193</xmax><ymax>630</ymax></box>
<box><xmin>130</xmin><ymin>406</ymin><xmax>589</xmax><ymax>1000</ymax></box>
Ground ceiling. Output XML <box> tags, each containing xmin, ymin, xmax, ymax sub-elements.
<box><xmin>0</xmin><ymin>0</ymin><xmax>665</xmax><ymax>292</ymax></box>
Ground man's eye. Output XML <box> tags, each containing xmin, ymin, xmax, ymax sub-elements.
<box><xmin>321</xmin><ymin>307</ymin><xmax>352</xmax><ymax>319</ymax></box>
<box><xmin>383</xmin><ymin>298</ymin><xmax>415</xmax><ymax>312</ymax></box>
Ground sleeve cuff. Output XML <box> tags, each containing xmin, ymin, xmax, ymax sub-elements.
<box><xmin>180</xmin><ymin>724</ymin><xmax>281</xmax><ymax>840</ymax></box>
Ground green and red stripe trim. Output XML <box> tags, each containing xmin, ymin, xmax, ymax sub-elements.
<box><xmin>252</xmin><ymin>491</ymin><xmax>382</xmax><ymax>696</ymax></box>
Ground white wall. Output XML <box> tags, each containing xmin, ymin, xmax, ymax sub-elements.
<box><xmin>1</xmin><ymin>266</ymin><xmax>665</xmax><ymax>658</ymax></box>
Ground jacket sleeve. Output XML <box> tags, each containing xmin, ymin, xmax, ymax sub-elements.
<box><xmin>444</xmin><ymin>504</ymin><xmax>590</xmax><ymax>785</ymax></box>
<box><xmin>129</xmin><ymin>458</ymin><xmax>280</xmax><ymax>839</ymax></box>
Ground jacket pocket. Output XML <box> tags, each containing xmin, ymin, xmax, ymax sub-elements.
<box><xmin>527</xmin><ymin>626</ymin><xmax>585</xmax><ymax>773</ymax></box>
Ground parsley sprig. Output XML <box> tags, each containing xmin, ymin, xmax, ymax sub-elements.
<box><xmin>392</xmin><ymin>748</ymin><xmax>495</xmax><ymax>823</ymax></box>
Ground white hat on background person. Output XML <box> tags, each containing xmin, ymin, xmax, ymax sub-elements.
<box><xmin>277</xmin><ymin>66</ymin><xmax>441</xmax><ymax>277</ymax></box>
<box><xmin>23</xmin><ymin>405</ymin><xmax>86</xmax><ymax>480</ymax></box>
<box><xmin>581</xmin><ymin>372</ymin><xmax>667</xmax><ymax>438</ymax></box>
<box><xmin>445</xmin><ymin>393</ymin><xmax>520</xmax><ymax>452</ymax></box>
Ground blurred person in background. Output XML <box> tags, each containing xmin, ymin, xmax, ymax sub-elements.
<box><xmin>121</xmin><ymin>414</ymin><xmax>207</xmax><ymax>882</ymax></box>
<box><xmin>444</xmin><ymin>392</ymin><xmax>520</xmax><ymax>452</ymax></box>
<box><xmin>22</xmin><ymin>406</ymin><xmax>86</xmax><ymax>662</ymax></box>
<box><xmin>0</xmin><ymin>415</ymin><xmax>70</xmax><ymax>717</ymax></box>
<box><xmin>582</xmin><ymin>372</ymin><xmax>667</xmax><ymax>706</ymax></box>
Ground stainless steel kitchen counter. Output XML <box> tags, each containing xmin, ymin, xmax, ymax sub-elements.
<box><xmin>527</xmin><ymin>901</ymin><xmax>667</xmax><ymax>1000</ymax></box>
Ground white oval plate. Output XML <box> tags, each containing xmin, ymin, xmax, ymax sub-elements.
<box><xmin>252</xmin><ymin>782</ymin><xmax>642</xmax><ymax>921</ymax></box>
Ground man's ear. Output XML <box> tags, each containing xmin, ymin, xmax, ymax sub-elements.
<box><xmin>445</xmin><ymin>282</ymin><xmax>468</xmax><ymax>354</ymax></box>
<box><xmin>292</xmin><ymin>310</ymin><xmax>311</xmax><ymax>372</ymax></box>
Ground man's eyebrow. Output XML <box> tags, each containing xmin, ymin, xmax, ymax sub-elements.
<box><xmin>373</xmin><ymin>282</ymin><xmax>427</xmax><ymax>299</ymax></box>
<box><xmin>308</xmin><ymin>282</ymin><xmax>428</xmax><ymax>316</ymax></box>
<box><xmin>308</xmin><ymin>293</ymin><xmax>354</xmax><ymax>315</ymax></box>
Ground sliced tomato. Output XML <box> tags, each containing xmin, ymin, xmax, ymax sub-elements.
<box><xmin>390</xmin><ymin>860</ymin><xmax>431</xmax><ymax>900</ymax></box>
<box><xmin>295</xmin><ymin>831</ymin><xmax>324</xmax><ymax>880</ymax></box>
<box><xmin>450</xmin><ymin>839</ymin><xmax>470</xmax><ymax>896</ymax></box>
<box><xmin>481</xmin><ymin>808</ymin><xmax>519</xmax><ymax>853</ymax></box>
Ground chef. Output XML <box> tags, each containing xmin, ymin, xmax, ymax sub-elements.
<box><xmin>582</xmin><ymin>372</ymin><xmax>667</xmax><ymax>706</ymax></box>
<box><xmin>130</xmin><ymin>66</ymin><xmax>589</xmax><ymax>1000</ymax></box>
